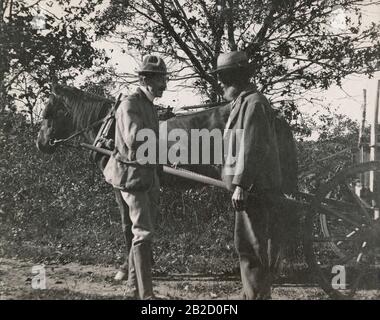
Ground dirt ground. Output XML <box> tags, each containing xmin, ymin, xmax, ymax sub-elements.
<box><xmin>1</xmin><ymin>257</ymin><xmax>379</xmax><ymax>300</ymax></box>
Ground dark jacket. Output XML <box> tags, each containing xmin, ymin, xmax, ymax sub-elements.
<box><xmin>222</xmin><ymin>85</ymin><xmax>282</xmax><ymax>192</ymax></box>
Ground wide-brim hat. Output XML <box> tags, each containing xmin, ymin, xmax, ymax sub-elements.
<box><xmin>210</xmin><ymin>51</ymin><xmax>249</xmax><ymax>74</ymax></box>
<box><xmin>137</xmin><ymin>55</ymin><xmax>170</xmax><ymax>75</ymax></box>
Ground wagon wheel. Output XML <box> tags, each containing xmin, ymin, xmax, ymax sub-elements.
<box><xmin>304</xmin><ymin>161</ymin><xmax>380</xmax><ymax>299</ymax></box>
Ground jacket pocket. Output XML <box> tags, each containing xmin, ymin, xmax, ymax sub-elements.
<box><xmin>103</xmin><ymin>155</ymin><xmax>154</xmax><ymax>192</ymax></box>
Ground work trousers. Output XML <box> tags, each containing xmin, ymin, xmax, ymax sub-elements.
<box><xmin>234</xmin><ymin>191</ymin><xmax>284</xmax><ymax>300</ymax></box>
<box><xmin>120</xmin><ymin>171</ymin><xmax>160</xmax><ymax>299</ymax></box>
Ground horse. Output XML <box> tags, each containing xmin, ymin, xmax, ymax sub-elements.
<box><xmin>36</xmin><ymin>83</ymin><xmax>298</xmax><ymax>280</ymax></box>
<box><xmin>36</xmin><ymin>84</ymin><xmax>230</xmax><ymax>279</ymax></box>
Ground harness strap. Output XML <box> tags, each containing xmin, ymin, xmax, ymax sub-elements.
<box><xmin>49</xmin><ymin>114</ymin><xmax>112</xmax><ymax>146</ymax></box>
<box><xmin>50</xmin><ymin>93</ymin><xmax>123</xmax><ymax>147</ymax></box>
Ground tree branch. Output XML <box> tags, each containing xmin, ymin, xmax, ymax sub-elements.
<box><xmin>130</xmin><ymin>2</ymin><xmax>166</xmax><ymax>28</ymax></box>
<box><xmin>147</xmin><ymin>0</ymin><xmax>217</xmax><ymax>89</ymax></box>
<box><xmin>226</xmin><ymin>0</ymin><xmax>236</xmax><ymax>50</ymax></box>
<box><xmin>171</xmin><ymin>0</ymin><xmax>213</xmax><ymax>59</ymax></box>
<box><xmin>5</xmin><ymin>68</ymin><xmax>25</xmax><ymax>90</ymax></box>
<box><xmin>198</xmin><ymin>0</ymin><xmax>217</xmax><ymax>36</ymax></box>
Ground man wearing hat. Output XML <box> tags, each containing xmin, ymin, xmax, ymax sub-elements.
<box><xmin>212</xmin><ymin>51</ymin><xmax>283</xmax><ymax>299</ymax></box>
<box><xmin>103</xmin><ymin>55</ymin><xmax>168</xmax><ymax>299</ymax></box>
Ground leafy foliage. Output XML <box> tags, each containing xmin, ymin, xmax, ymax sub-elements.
<box><xmin>297</xmin><ymin>107</ymin><xmax>360</xmax><ymax>192</ymax></box>
<box><xmin>2</xmin><ymin>0</ymin><xmax>379</xmax><ymax>134</ymax></box>
<box><xmin>89</xmin><ymin>0</ymin><xmax>380</xmax><ymax>116</ymax></box>
<box><xmin>0</xmin><ymin>111</ymin><xmax>237</xmax><ymax>274</ymax></box>
<box><xmin>0</xmin><ymin>0</ymin><xmax>376</xmax><ymax>272</ymax></box>
<box><xmin>0</xmin><ymin>103</ymin><xmax>365</xmax><ymax>275</ymax></box>
<box><xmin>0</xmin><ymin>0</ymin><xmax>105</xmax><ymax>119</ymax></box>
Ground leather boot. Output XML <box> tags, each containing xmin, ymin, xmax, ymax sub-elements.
<box><xmin>114</xmin><ymin>269</ymin><xmax>128</xmax><ymax>281</ymax></box>
<box><xmin>123</xmin><ymin>248</ymin><xmax>138</xmax><ymax>298</ymax></box>
<box><xmin>114</xmin><ymin>256</ymin><xmax>129</xmax><ymax>281</ymax></box>
<box><xmin>133</xmin><ymin>242</ymin><xmax>154</xmax><ymax>300</ymax></box>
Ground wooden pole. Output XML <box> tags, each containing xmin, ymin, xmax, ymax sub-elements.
<box><xmin>370</xmin><ymin>80</ymin><xmax>379</xmax><ymax>188</ymax></box>
<box><xmin>370</xmin><ymin>80</ymin><xmax>380</xmax><ymax>219</ymax></box>
<box><xmin>79</xmin><ymin>142</ymin><xmax>228</xmax><ymax>189</ymax></box>
<box><xmin>180</xmin><ymin>101</ymin><xmax>228</xmax><ymax>111</ymax></box>
<box><xmin>358</xmin><ymin>89</ymin><xmax>367</xmax><ymax>149</ymax></box>
<box><xmin>357</xmin><ymin>89</ymin><xmax>367</xmax><ymax>194</ymax></box>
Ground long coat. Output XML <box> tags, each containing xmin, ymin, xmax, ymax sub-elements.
<box><xmin>103</xmin><ymin>88</ymin><xmax>159</xmax><ymax>192</ymax></box>
<box><xmin>222</xmin><ymin>85</ymin><xmax>282</xmax><ymax>192</ymax></box>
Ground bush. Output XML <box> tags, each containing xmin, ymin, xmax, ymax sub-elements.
<box><xmin>0</xmin><ymin>111</ymin><xmax>237</xmax><ymax>274</ymax></box>
<box><xmin>1</xmin><ymin>109</ymin><xmax>358</xmax><ymax>275</ymax></box>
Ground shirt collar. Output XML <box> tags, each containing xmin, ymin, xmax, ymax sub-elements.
<box><xmin>139</xmin><ymin>86</ymin><xmax>155</xmax><ymax>103</ymax></box>
<box><xmin>230</xmin><ymin>83</ymin><xmax>257</xmax><ymax>110</ymax></box>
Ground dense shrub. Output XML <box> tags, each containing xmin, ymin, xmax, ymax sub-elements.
<box><xmin>0</xmin><ymin>110</ymin><xmax>358</xmax><ymax>275</ymax></box>
<box><xmin>0</xmin><ymin>111</ymin><xmax>237</xmax><ymax>274</ymax></box>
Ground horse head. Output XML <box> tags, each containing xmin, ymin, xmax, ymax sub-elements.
<box><xmin>37</xmin><ymin>84</ymin><xmax>113</xmax><ymax>154</ymax></box>
<box><xmin>36</xmin><ymin>92</ymin><xmax>74</xmax><ymax>154</ymax></box>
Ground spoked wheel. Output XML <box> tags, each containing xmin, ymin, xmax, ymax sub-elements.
<box><xmin>304</xmin><ymin>161</ymin><xmax>380</xmax><ymax>299</ymax></box>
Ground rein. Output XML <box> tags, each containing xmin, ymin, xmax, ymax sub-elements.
<box><xmin>49</xmin><ymin>93</ymin><xmax>122</xmax><ymax>147</ymax></box>
<box><xmin>49</xmin><ymin>114</ymin><xmax>111</xmax><ymax>147</ymax></box>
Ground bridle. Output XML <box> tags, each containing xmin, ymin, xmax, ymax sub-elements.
<box><xmin>47</xmin><ymin>93</ymin><xmax>112</xmax><ymax>147</ymax></box>
<box><xmin>48</xmin><ymin>115</ymin><xmax>111</xmax><ymax>147</ymax></box>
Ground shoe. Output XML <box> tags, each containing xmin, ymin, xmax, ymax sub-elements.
<box><xmin>114</xmin><ymin>270</ymin><xmax>128</xmax><ymax>281</ymax></box>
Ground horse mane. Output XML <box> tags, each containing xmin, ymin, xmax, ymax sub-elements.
<box><xmin>53</xmin><ymin>84</ymin><xmax>114</xmax><ymax>130</ymax></box>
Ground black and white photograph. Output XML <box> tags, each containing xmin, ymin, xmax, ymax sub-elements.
<box><xmin>0</xmin><ymin>0</ymin><xmax>379</xmax><ymax>305</ymax></box>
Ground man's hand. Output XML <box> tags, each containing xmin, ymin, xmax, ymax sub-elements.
<box><xmin>232</xmin><ymin>186</ymin><xmax>248</xmax><ymax>211</ymax></box>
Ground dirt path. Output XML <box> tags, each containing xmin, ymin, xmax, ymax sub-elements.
<box><xmin>0</xmin><ymin>257</ymin><xmax>379</xmax><ymax>300</ymax></box>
